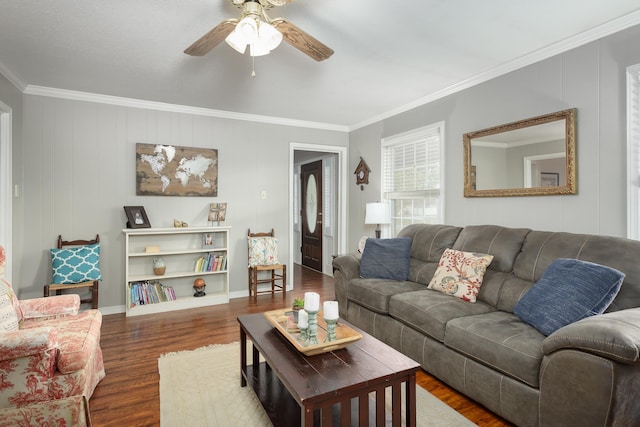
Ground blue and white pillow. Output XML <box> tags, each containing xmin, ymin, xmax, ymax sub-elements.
<box><xmin>51</xmin><ymin>243</ymin><xmax>102</xmax><ymax>284</ymax></box>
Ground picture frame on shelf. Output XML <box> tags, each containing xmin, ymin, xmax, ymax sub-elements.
<box><xmin>124</xmin><ymin>206</ymin><xmax>151</xmax><ymax>228</ymax></box>
<box><xmin>202</xmin><ymin>233</ymin><xmax>215</xmax><ymax>249</ymax></box>
<box><xmin>208</xmin><ymin>203</ymin><xmax>227</xmax><ymax>225</ymax></box>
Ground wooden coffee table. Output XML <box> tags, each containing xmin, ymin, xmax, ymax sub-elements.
<box><xmin>238</xmin><ymin>312</ymin><xmax>420</xmax><ymax>426</ymax></box>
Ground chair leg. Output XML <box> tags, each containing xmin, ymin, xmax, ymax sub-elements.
<box><xmin>282</xmin><ymin>265</ymin><xmax>286</xmax><ymax>298</ymax></box>
<box><xmin>252</xmin><ymin>268</ymin><xmax>258</xmax><ymax>301</ymax></box>
<box><xmin>92</xmin><ymin>281</ymin><xmax>99</xmax><ymax>309</ymax></box>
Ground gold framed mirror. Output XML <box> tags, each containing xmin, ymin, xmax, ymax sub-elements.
<box><xmin>463</xmin><ymin>109</ymin><xmax>576</xmax><ymax>197</ymax></box>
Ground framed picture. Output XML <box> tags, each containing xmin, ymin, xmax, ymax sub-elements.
<box><xmin>540</xmin><ymin>172</ymin><xmax>559</xmax><ymax>187</ymax></box>
<box><xmin>208</xmin><ymin>203</ymin><xmax>227</xmax><ymax>224</ymax></box>
<box><xmin>124</xmin><ymin>206</ymin><xmax>151</xmax><ymax>228</ymax></box>
<box><xmin>202</xmin><ymin>233</ymin><xmax>215</xmax><ymax>249</ymax></box>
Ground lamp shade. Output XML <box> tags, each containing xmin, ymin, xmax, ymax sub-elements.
<box><xmin>365</xmin><ymin>202</ymin><xmax>391</xmax><ymax>225</ymax></box>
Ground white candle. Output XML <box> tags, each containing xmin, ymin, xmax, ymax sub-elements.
<box><xmin>304</xmin><ymin>292</ymin><xmax>320</xmax><ymax>312</ymax></box>
<box><xmin>323</xmin><ymin>301</ymin><xmax>339</xmax><ymax>320</ymax></box>
<box><xmin>297</xmin><ymin>309</ymin><xmax>308</xmax><ymax>328</ymax></box>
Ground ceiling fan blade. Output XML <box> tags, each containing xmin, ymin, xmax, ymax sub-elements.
<box><xmin>184</xmin><ymin>19</ymin><xmax>238</xmax><ymax>56</ymax></box>
<box><xmin>272</xmin><ymin>19</ymin><xmax>333</xmax><ymax>62</ymax></box>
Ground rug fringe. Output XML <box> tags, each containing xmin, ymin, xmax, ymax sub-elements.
<box><xmin>158</xmin><ymin>341</ymin><xmax>240</xmax><ymax>359</ymax></box>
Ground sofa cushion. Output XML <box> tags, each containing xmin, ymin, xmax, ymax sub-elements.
<box><xmin>23</xmin><ymin>309</ymin><xmax>103</xmax><ymax>374</ymax></box>
<box><xmin>347</xmin><ymin>278</ymin><xmax>425</xmax><ymax>314</ymax></box>
<box><xmin>51</xmin><ymin>243</ymin><xmax>102</xmax><ymax>284</ymax></box>
<box><xmin>389</xmin><ymin>289</ymin><xmax>495</xmax><ymax>342</ymax></box>
<box><xmin>444</xmin><ymin>311</ymin><xmax>545</xmax><ymax>388</ymax></box>
<box><xmin>428</xmin><ymin>249</ymin><xmax>494</xmax><ymax>302</ymax></box>
<box><xmin>452</xmin><ymin>225</ymin><xmax>530</xmax><ymax>273</ymax></box>
<box><xmin>514</xmin><ymin>258</ymin><xmax>624</xmax><ymax>336</ymax></box>
<box><xmin>360</xmin><ymin>237</ymin><xmax>412</xmax><ymax>281</ymax></box>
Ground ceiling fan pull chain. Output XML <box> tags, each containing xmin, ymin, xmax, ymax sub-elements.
<box><xmin>252</xmin><ymin>55</ymin><xmax>256</xmax><ymax>78</ymax></box>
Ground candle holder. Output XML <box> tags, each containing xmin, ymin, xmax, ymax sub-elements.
<box><xmin>325</xmin><ymin>318</ymin><xmax>338</xmax><ymax>342</ymax></box>
<box><xmin>305</xmin><ymin>310</ymin><xmax>320</xmax><ymax>345</ymax></box>
<box><xmin>297</xmin><ymin>325</ymin><xmax>308</xmax><ymax>342</ymax></box>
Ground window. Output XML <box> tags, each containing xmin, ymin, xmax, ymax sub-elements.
<box><xmin>382</xmin><ymin>123</ymin><xmax>444</xmax><ymax>235</ymax></box>
<box><xmin>628</xmin><ymin>64</ymin><xmax>640</xmax><ymax>240</ymax></box>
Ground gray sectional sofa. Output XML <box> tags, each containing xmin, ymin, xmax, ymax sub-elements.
<box><xmin>332</xmin><ymin>224</ymin><xmax>640</xmax><ymax>427</ymax></box>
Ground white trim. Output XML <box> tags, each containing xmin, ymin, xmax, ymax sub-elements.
<box><xmin>23</xmin><ymin>85</ymin><xmax>349</xmax><ymax>132</ymax></box>
<box><xmin>350</xmin><ymin>10</ymin><xmax>640</xmax><ymax>131</ymax></box>
<box><xmin>627</xmin><ymin>64</ymin><xmax>640</xmax><ymax>240</ymax></box>
<box><xmin>0</xmin><ymin>100</ymin><xmax>12</xmax><ymax>279</ymax></box>
<box><xmin>0</xmin><ymin>61</ymin><xmax>26</xmax><ymax>92</ymax></box>
<box><xmin>289</xmin><ymin>143</ymin><xmax>347</xmax><ymax>277</ymax></box>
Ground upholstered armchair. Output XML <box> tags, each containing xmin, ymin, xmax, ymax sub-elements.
<box><xmin>0</xmin><ymin>245</ymin><xmax>105</xmax><ymax>410</ymax></box>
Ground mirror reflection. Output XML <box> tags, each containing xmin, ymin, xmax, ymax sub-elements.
<box><xmin>464</xmin><ymin>109</ymin><xmax>576</xmax><ymax>197</ymax></box>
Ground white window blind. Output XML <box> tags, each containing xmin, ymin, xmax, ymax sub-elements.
<box><xmin>627</xmin><ymin>64</ymin><xmax>640</xmax><ymax>240</ymax></box>
<box><xmin>382</xmin><ymin>123</ymin><xmax>444</xmax><ymax>235</ymax></box>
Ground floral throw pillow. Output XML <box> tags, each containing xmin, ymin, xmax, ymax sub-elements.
<box><xmin>248</xmin><ymin>237</ymin><xmax>279</xmax><ymax>267</ymax></box>
<box><xmin>0</xmin><ymin>280</ymin><xmax>19</xmax><ymax>331</ymax></box>
<box><xmin>428</xmin><ymin>248</ymin><xmax>494</xmax><ymax>302</ymax></box>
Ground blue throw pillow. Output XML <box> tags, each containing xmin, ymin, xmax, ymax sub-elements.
<box><xmin>51</xmin><ymin>243</ymin><xmax>102</xmax><ymax>284</ymax></box>
<box><xmin>514</xmin><ymin>258</ymin><xmax>624</xmax><ymax>336</ymax></box>
<box><xmin>360</xmin><ymin>237</ymin><xmax>412</xmax><ymax>281</ymax></box>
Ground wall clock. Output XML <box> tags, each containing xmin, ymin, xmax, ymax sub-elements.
<box><xmin>354</xmin><ymin>157</ymin><xmax>371</xmax><ymax>190</ymax></box>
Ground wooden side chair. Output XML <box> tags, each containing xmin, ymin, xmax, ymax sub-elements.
<box><xmin>248</xmin><ymin>229</ymin><xmax>286</xmax><ymax>300</ymax></box>
<box><xmin>44</xmin><ymin>234</ymin><xmax>101</xmax><ymax>309</ymax></box>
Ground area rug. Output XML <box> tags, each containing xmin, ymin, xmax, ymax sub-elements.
<box><xmin>158</xmin><ymin>342</ymin><xmax>475</xmax><ymax>427</ymax></box>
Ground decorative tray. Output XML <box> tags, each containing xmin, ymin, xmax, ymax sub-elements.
<box><xmin>263</xmin><ymin>308</ymin><xmax>362</xmax><ymax>356</ymax></box>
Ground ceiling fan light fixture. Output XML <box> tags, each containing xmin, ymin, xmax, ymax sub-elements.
<box><xmin>225</xmin><ymin>29</ymin><xmax>248</xmax><ymax>54</ymax></box>
<box><xmin>236</xmin><ymin>16</ymin><xmax>259</xmax><ymax>42</ymax></box>
<box><xmin>258</xmin><ymin>21</ymin><xmax>283</xmax><ymax>51</ymax></box>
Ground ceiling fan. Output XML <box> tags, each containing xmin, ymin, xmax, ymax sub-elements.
<box><xmin>184</xmin><ymin>0</ymin><xmax>334</xmax><ymax>62</ymax></box>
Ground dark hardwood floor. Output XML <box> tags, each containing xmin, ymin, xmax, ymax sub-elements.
<box><xmin>90</xmin><ymin>264</ymin><xmax>511</xmax><ymax>426</ymax></box>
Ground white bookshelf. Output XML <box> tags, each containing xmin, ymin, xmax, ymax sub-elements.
<box><xmin>123</xmin><ymin>226</ymin><xmax>231</xmax><ymax>317</ymax></box>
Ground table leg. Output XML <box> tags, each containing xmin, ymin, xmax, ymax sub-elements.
<box><xmin>391</xmin><ymin>384</ymin><xmax>401</xmax><ymax>427</ymax></box>
<box><xmin>406</xmin><ymin>374</ymin><xmax>417</xmax><ymax>427</ymax></box>
<box><xmin>240</xmin><ymin>327</ymin><xmax>247</xmax><ymax>387</ymax></box>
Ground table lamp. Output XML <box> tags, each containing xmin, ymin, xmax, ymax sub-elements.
<box><xmin>365</xmin><ymin>202</ymin><xmax>391</xmax><ymax>238</ymax></box>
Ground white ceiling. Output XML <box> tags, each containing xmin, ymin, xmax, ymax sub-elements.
<box><xmin>2</xmin><ymin>1</ymin><xmax>640</xmax><ymax>129</ymax></box>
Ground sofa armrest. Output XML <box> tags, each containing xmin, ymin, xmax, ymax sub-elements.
<box><xmin>0</xmin><ymin>327</ymin><xmax>58</xmax><ymax>361</ymax></box>
<box><xmin>543</xmin><ymin>308</ymin><xmax>640</xmax><ymax>364</ymax></box>
<box><xmin>20</xmin><ymin>294</ymin><xmax>80</xmax><ymax>319</ymax></box>
<box><xmin>332</xmin><ymin>253</ymin><xmax>361</xmax><ymax>281</ymax></box>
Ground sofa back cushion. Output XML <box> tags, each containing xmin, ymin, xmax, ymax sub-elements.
<box><xmin>511</xmin><ymin>231</ymin><xmax>640</xmax><ymax>313</ymax></box>
<box><xmin>398</xmin><ymin>224</ymin><xmax>462</xmax><ymax>286</ymax></box>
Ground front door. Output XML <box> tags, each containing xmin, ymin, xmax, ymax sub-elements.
<box><xmin>301</xmin><ymin>160</ymin><xmax>323</xmax><ymax>271</ymax></box>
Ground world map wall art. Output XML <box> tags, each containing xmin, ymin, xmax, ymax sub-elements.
<box><xmin>136</xmin><ymin>143</ymin><xmax>218</xmax><ymax>197</ymax></box>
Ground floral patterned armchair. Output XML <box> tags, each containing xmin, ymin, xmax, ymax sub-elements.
<box><xmin>0</xmin><ymin>245</ymin><xmax>105</xmax><ymax>410</ymax></box>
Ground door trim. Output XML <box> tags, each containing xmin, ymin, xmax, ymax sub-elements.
<box><xmin>0</xmin><ymin>101</ymin><xmax>12</xmax><ymax>279</ymax></box>
<box><xmin>289</xmin><ymin>143</ymin><xmax>347</xmax><ymax>278</ymax></box>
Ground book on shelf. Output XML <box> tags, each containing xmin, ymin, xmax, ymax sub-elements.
<box><xmin>129</xmin><ymin>281</ymin><xmax>176</xmax><ymax>307</ymax></box>
<box><xmin>194</xmin><ymin>253</ymin><xmax>226</xmax><ymax>273</ymax></box>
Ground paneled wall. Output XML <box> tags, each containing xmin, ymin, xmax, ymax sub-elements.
<box><xmin>15</xmin><ymin>96</ymin><xmax>347</xmax><ymax>309</ymax></box>
<box><xmin>349</xmin><ymin>24</ymin><xmax>640</xmax><ymax>247</ymax></box>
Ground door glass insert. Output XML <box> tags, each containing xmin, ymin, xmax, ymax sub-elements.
<box><xmin>306</xmin><ymin>174</ymin><xmax>317</xmax><ymax>234</ymax></box>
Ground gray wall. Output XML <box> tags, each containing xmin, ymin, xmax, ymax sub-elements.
<box><xmin>349</xmin><ymin>24</ymin><xmax>640</xmax><ymax>248</ymax></box>
<box><xmin>14</xmin><ymin>95</ymin><xmax>347</xmax><ymax>308</ymax></box>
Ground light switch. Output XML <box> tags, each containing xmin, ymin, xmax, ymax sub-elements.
<box><xmin>261</xmin><ymin>190</ymin><xmax>267</xmax><ymax>200</ymax></box>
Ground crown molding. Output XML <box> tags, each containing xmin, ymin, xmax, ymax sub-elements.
<box><xmin>0</xmin><ymin>61</ymin><xmax>26</xmax><ymax>92</ymax></box>
<box><xmin>349</xmin><ymin>10</ymin><xmax>640</xmax><ymax>131</ymax></box>
<box><xmin>22</xmin><ymin>85</ymin><xmax>349</xmax><ymax>132</ymax></box>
